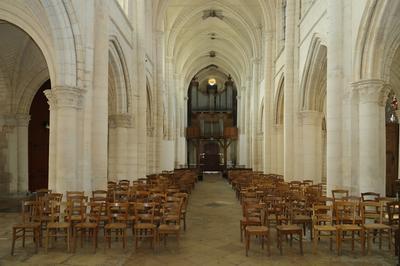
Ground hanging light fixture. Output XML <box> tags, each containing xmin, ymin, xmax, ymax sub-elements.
<box><xmin>225</xmin><ymin>74</ymin><xmax>233</xmax><ymax>90</ymax></box>
<box><xmin>190</xmin><ymin>76</ymin><xmax>199</xmax><ymax>90</ymax></box>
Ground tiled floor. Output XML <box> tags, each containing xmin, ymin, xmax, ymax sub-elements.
<box><xmin>0</xmin><ymin>174</ymin><xmax>397</xmax><ymax>265</ymax></box>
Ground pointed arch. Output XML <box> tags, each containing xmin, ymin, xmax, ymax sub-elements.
<box><xmin>274</xmin><ymin>74</ymin><xmax>285</xmax><ymax>125</ymax></box>
<box><xmin>108</xmin><ymin>37</ymin><xmax>131</xmax><ymax>115</ymax></box>
<box><xmin>354</xmin><ymin>0</ymin><xmax>400</xmax><ymax>82</ymax></box>
<box><xmin>299</xmin><ymin>35</ymin><xmax>327</xmax><ymax>112</ymax></box>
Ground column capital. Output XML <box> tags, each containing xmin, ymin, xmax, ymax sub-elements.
<box><xmin>300</xmin><ymin>110</ymin><xmax>324</xmax><ymax>125</ymax></box>
<box><xmin>352</xmin><ymin>79</ymin><xmax>391</xmax><ymax>106</ymax></box>
<box><xmin>395</xmin><ymin>110</ymin><xmax>400</xmax><ymax>123</ymax></box>
<box><xmin>16</xmin><ymin>114</ymin><xmax>30</xmax><ymax>127</ymax></box>
<box><xmin>109</xmin><ymin>113</ymin><xmax>133</xmax><ymax>128</ymax></box>
<box><xmin>44</xmin><ymin>87</ymin><xmax>86</xmax><ymax>109</ymax></box>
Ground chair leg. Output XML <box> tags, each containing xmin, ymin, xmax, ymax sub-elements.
<box><xmin>11</xmin><ymin>228</ymin><xmax>16</xmax><ymax>255</ymax></box>
<box><xmin>45</xmin><ymin>228</ymin><xmax>49</xmax><ymax>253</ymax></box>
<box><xmin>22</xmin><ymin>229</ymin><xmax>25</xmax><ymax>248</ymax></box>
<box><xmin>245</xmin><ymin>232</ymin><xmax>249</xmax><ymax>256</ymax></box>
<box><xmin>313</xmin><ymin>230</ymin><xmax>317</xmax><ymax>254</ymax></box>
<box><xmin>267</xmin><ymin>232</ymin><xmax>270</xmax><ymax>256</ymax></box>
<box><xmin>67</xmin><ymin>227</ymin><xmax>70</xmax><ymax>253</ymax></box>
<box><xmin>299</xmin><ymin>233</ymin><xmax>303</xmax><ymax>255</ymax></box>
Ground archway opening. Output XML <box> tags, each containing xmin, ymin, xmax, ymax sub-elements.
<box><xmin>28</xmin><ymin>80</ymin><xmax>50</xmax><ymax>191</ymax></box>
<box><xmin>0</xmin><ymin>20</ymin><xmax>50</xmax><ymax>193</ymax></box>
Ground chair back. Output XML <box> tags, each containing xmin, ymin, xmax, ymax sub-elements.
<box><xmin>332</xmin><ymin>189</ymin><xmax>349</xmax><ymax>201</ymax></box>
<box><xmin>334</xmin><ymin>201</ymin><xmax>358</xmax><ymax>225</ymax></box>
<box><xmin>387</xmin><ymin>201</ymin><xmax>400</xmax><ymax>226</ymax></box>
<box><xmin>107</xmin><ymin>202</ymin><xmax>129</xmax><ymax>223</ymax></box>
<box><xmin>361</xmin><ymin>192</ymin><xmax>380</xmax><ymax>202</ymax></box>
<box><xmin>361</xmin><ymin>201</ymin><xmax>384</xmax><ymax>224</ymax></box>
<box><xmin>21</xmin><ymin>200</ymin><xmax>40</xmax><ymax>223</ymax></box>
<box><xmin>312</xmin><ymin>204</ymin><xmax>333</xmax><ymax>226</ymax></box>
<box><xmin>135</xmin><ymin>202</ymin><xmax>155</xmax><ymax>224</ymax></box>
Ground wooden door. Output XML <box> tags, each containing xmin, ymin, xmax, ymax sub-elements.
<box><xmin>386</xmin><ymin>123</ymin><xmax>399</xmax><ymax>196</ymax></box>
<box><xmin>28</xmin><ymin>80</ymin><xmax>50</xmax><ymax>192</ymax></box>
<box><xmin>200</xmin><ymin>141</ymin><xmax>220</xmax><ymax>171</ymax></box>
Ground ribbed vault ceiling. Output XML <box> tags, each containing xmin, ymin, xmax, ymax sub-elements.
<box><xmin>159</xmin><ymin>0</ymin><xmax>271</xmax><ymax>91</ymax></box>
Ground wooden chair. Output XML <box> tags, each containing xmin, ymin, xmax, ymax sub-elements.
<box><xmin>332</xmin><ymin>189</ymin><xmax>349</xmax><ymax>201</ymax></box>
<box><xmin>64</xmin><ymin>195</ymin><xmax>87</xmax><ymax>231</ymax></box>
<box><xmin>240</xmin><ymin>200</ymin><xmax>262</xmax><ymax>242</ymax></box>
<box><xmin>361</xmin><ymin>192</ymin><xmax>380</xmax><ymax>202</ymax></box>
<box><xmin>11</xmin><ymin>201</ymin><xmax>41</xmax><ymax>255</ymax></box>
<box><xmin>244</xmin><ymin>202</ymin><xmax>270</xmax><ymax>256</ymax></box>
<box><xmin>35</xmin><ymin>188</ymin><xmax>52</xmax><ymax>200</ymax></box>
<box><xmin>312</xmin><ymin>204</ymin><xmax>337</xmax><ymax>254</ymax></box>
<box><xmin>158</xmin><ymin>198</ymin><xmax>183</xmax><ymax>247</ymax></box>
<box><xmin>74</xmin><ymin>202</ymin><xmax>100</xmax><ymax>252</ymax></box>
<box><xmin>290</xmin><ymin>196</ymin><xmax>312</xmax><ymax>239</ymax></box>
<box><xmin>386</xmin><ymin>201</ymin><xmax>400</xmax><ymax>256</ymax></box>
<box><xmin>173</xmin><ymin>192</ymin><xmax>189</xmax><ymax>231</ymax></box>
<box><xmin>335</xmin><ymin>201</ymin><xmax>364</xmax><ymax>255</ymax></box>
<box><xmin>275</xmin><ymin>201</ymin><xmax>303</xmax><ymax>255</ymax></box>
<box><xmin>361</xmin><ymin>201</ymin><xmax>391</xmax><ymax>254</ymax></box>
<box><xmin>104</xmin><ymin>202</ymin><xmax>128</xmax><ymax>249</ymax></box>
<box><xmin>45</xmin><ymin>200</ymin><xmax>71</xmax><ymax>253</ymax></box>
<box><xmin>134</xmin><ymin>202</ymin><xmax>157</xmax><ymax>249</ymax></box>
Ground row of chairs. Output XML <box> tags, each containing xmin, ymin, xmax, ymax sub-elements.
<box><xmin>233</xmin><ymin>172</ymin><xmax>399</xmax><ymax>257</ymax></box>
<box><xmin>11</xmin><ymin>177</ymin><xmax>192</xmax><ymax>255</ymax></box>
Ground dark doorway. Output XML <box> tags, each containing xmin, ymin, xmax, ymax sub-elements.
<box><xmin>200</xmin><ymin>141</ymin><xmax>220</xmax><ymax>171</ymax></box>
<box><xmin>28</xmin><ymin>80</ymin><xmax>50</xmax><ymax>192</ymax></box>
<box><xmin>386</xmin><ymin>123</ymin><xmax>399</xmax><ymax>196</ymax></box>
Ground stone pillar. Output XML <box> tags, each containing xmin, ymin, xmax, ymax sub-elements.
<box><xmin>155</xmin><ymin>31</ymin><xmax>165</xmax><ymax>172</ymax></box>
<box><xmin>396</xmin><ymin>109</ymin><xmax>400</xmax><ymax>180</ymax></box>
<box><xmin>263</xmin><ymin>31</ymin><xmax>274</xmax><ymax>174</ymax></box>
<box><xmin>135</xmin><ymin>0</ymin><xmax>147</xmax><ymax>177</ymax></box>
<box><xmin>251</xmin><ymin>59</ymin><xmax>260</xmax><ymax>170</ymax></box>
<box><xmin>109</xmin><ymin>114</ymin><xmax>131</xmax><ymax>181</ymax></box>
<box><xmin>45</xmin><ymin>87</ymin><xmax>85</xmax><ymax>193</ymax></box>
<box><xmin>284</xmin><ymin>0</ymin><xmax>296</xmax><ymax>180</ymax></box>
<box><xmin>354</xmin><ymin>79</ymin><xmax>390</xmax><ymax>195</ymax></box>
<box><xmin>16</xmin><ymin>114</ymin><xmax>30</xmax><ymax>192</ymax></box>
<box><xmin>91</xmin><ymin>0</ymin><xmax>109</xmax><ymax>189</ymax></box>
<box><xmin>326</xmin><ymin>0</ymin><xmax>344</xmax><ymax>193</ymax></box>
<box><xmin>301</xmin><ymin>111</ymin><xmax>323</xmax><ymax>183</ymax></box>
<box><xmin>246</xmin><ymin>80</ymin><xmax>252</xmax><ymax>167</ymax></box>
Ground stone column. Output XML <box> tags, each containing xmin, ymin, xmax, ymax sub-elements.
<box><xmin>396</xmin><ymin>109</ymin><xmax>400</xmax><ymax>180</ymax></box>
<box><xmin>301</xmin><ymin>111</ymin><xmax>323</xmax><ymax>183</ymax></box>
<box><xmin>154</xmin><ymin>31</ymin><xmax>165</xmax><ymax>172</ymax></box>
<box><xmin>109</xmin><ymin>114</ymin><xmax>131</xmax><ymax>180</ymax></box>
<box><xmin>16</xmin><ymin>114</ymin><xmax>30</xmax><ymax>192</ymax></box>
<box><xmin>246</xmin><ymin>79</ymin><xmax>252</xmax><ymax>167</ymax></box>
<box><xmin>326</xmin><ymin>0</ymin><xmax>344</xmax><ymax>193</ymax></box>
<box><xmin>45</xmin><ymin>87</ymin><xmax>85</xmax><ymax>193</ymax></box>
<box><xmin>284</xmin><ymin>0</ymin><xmax>296</xmax><ymax>180</ymax></box>
<box><xmin>91</xmin><ymin>0</ymin><xmax>109</xmax><ymax>189</ymax></box>
<box><xmin>354</xmin><ymin>79</ymin><xmax>390</xmax><ymax>195</ymax></box>
<box><xmin>251</xmin><ymin>59</ymin><xmax>260</xmax><ymax>170</ymax></box>
<box><xmin>135</xmin><ymin>0</ymin><xmax>147</xmax><ymax>177</ymax></box>
<box><xmin>263</xmin><ymin>31</ymin><xmax>274</xmax><ymax>174</ymax></box>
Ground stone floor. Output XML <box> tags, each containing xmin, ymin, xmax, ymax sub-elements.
<box><xmin>0</xmin><ymin>173</ymin><xmax>397</xmax><ymax>265</ymax></box>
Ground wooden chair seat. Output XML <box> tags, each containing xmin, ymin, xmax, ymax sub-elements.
<box><xmin>314</xmin><ymin>224</ymin><xmax>336</xmax><ymax>231</ymax></box>
<box><xmin>13</xmin><ymin>222</ymin><xmax>41</xmax><ymax>229</ymax></box>
<box><xmin>159</xmin><ymin>224</ymin><xmax>180</xmax><ymax>231</ymax></box>
<box><xmin>364</xmin><ymin>223</ymin><xmax>391</xmax><ymax>230</ymax></box>
<box><xmin>135</xmin><ymin>223</ymin><xmax>156</xmax><ymax>229</ymax></box>
<box><xmin>276</xmin><ymin>224</ymin><xmax>302</xmax><ymax>232</ymax></box>
<box><xmin>246</xmin><ymin>225</ymin><xmax>268</xmax><ymax>233</ymax></box>
<box><xmin>75</xmin><ymin>222</ymin><xmax>97</xmax><ymax>229</ymax></box>
<box><xmin>47</xmin><ymin>221</ymin><xmax>70</xmax><ymax>229</ymax></box>
<box><xmin>104</xmin><ymin>223</ymin><xmax>126</xmax><ymax>229</ymax></box>
<box><xmin>337</xmin><ymin>224</ymin><xmax>362</xmax><ymax>231</ymax></box>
